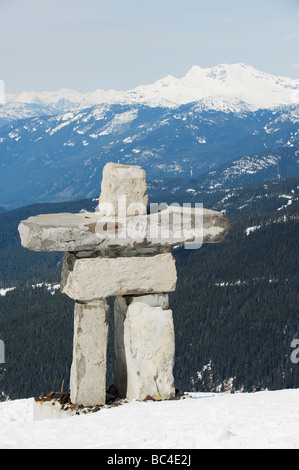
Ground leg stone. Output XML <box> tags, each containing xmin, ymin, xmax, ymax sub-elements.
<box><xmin>114</xmin><ymin>294</ymin><xmax>175</xmax><ymax>401</ymax></box>
<box><xmin>114</xmin><ymin>296</ymin><xmax>128</xmax><ymax>398</ymax></box>
<box><xmin>70</xmin><ymin>300</ymin><xmax>110</xmax><ymax>406</ymax></box>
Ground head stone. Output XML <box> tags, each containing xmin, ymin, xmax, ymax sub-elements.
<box><xmin>98</xmin><ymin>162</ymin><xmax>148</xmax><ymax>217</ymax></box>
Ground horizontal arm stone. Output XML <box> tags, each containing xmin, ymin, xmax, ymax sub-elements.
<box><xmin>18</xmin><ymin>206</ymin><xmax>231</xmax><ymax>252</ymax></box>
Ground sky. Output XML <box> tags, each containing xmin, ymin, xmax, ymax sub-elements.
<box><xmin>0</xmin><ymin>0</ymin><xmax>299</xmax><ymax>93</ymax></box>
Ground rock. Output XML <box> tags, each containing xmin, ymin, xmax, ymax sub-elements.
<box><xmin>33</xmin><ymin>399</ymin><xmax>77</xmax><ymax>421</ymax></box>
<box><xmin>128</xmin><ymin>293</ymin><xmax>169</xmax><ymax>308</ymax></box>
<box><xmin>60</xmin><ymin>252</ymin><xmax>177</xmax><ymax>301</ymax></box>
<box><xmin>70</xmin><ymin>300</ymin><xmax>110</xmax><ymax>406</ymax></box>
<box><xmin>98</xmin><ymin>162</ymin><xmax>148</xmax><ymax>217</ymax></box>
<box><xmin>113</xmin><ymin>296</ymin><xmax>128</xmax><ymax>399</ymax></box>
<box><xmin>18</xmin><ymin>206</ymin><xmax>231</xmax><ymax>252</ymax></box>
<box><xmin>114</xmin><ymin>294</ymin><xmax>175</xmax><ymax>401</ymax></box>
<box><xmin>18</xmin><ymin>212</ymin><xmax>102</xmax><ymax>252</ymax></box>
<box><xmin>17</xmin><ymin>160</ymin><xmax>232</xmax><ymax>411</ymax></box>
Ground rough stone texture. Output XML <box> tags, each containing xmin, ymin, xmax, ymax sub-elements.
<box><xmin>0</xmin><ymin>340</ymin><xmax>4</xmax><ymax>364</ymax></box>
<box><xmin>70</xmin><ymin>300</ymin><xmax>110</xmax><ymax>406</ymax></box>
<box><xmin>129</xmin><ymin>293</ymin><xmax>169</xmax><ymax>309</ymax></box>
<box><xmin>114</xmin><ymin>294</ymin><xmax>175</xmax><ymax>401</ymax></box>
<box><xmin>61</xmin><ymin>252</ymin><xmax>177</xmax><ymax>301</ymax></box>
<box><xmin>113</xmin><ymin>296</ymin><xmax>128</xmax><ymax>399</ymax></box>
<box><xmin>17</xmin><ymin>161</ymin><xmax>232</xmax><ymax>412</ymax></box>
<box><xmin>33</xmin><ymin>400</ymin><xmax>77</xmax><ymax>421</ymax></box>
<box><xmin>18</xmin><ymin>207</ymin><xmax>231</xmax><ymax>252</ymax></box>
<box><xmin>98</xmin><ymin>162</ymin><xmax>148</xmax><ymax>216</ymax></box>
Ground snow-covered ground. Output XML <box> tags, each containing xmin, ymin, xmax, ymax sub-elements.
<box><xmin>0</xmin><ymin>389</ymin><xmax>299</xmax><ymax>449</ymax></box>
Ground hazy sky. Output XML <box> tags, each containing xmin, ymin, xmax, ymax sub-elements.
<box><xmin>0</xmin><ymin>0</ymin><xmax>299</xmax><ymax>93</ymax></box>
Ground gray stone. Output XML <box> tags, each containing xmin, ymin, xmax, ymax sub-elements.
<box><xmin>17</xmin><ymin>160</ymin><xmax>232</xmax><ymax>412</ymax></box>
<box><xmin>114</xmin><ymin>294</ymin><xmax>175</xmax><ymax>401</ymax></box>
<box><xmin>98</xmin><ymin>162</ymin><xmax>148</xmax><ymax>216</ymax></box>
<box><xmin>18</xmin><ymin>206</ymin><xmax>231</xmax><ymax>252</ymax></box>
<box><xmin>18</xmin><ymin>212</ymin><xmax>102</xmax><ymax>252</ymax></box>
<box><xmin>70</xmin><ymin>300</ymin><xmax>109</xmax><ymax>406</ymax></box>
<box><xmin>129</xmin><ymin>293</ymin><xmax>169</xmax><ymax>309</ymax></box>
<box><xmin>33</xmin><ymin>400</ymin><xmax>77</xmax><ymax>421</ymax></box>
<box><xmin>60</xmin><ymin>252</ymin><xmax>177</xmax><ymax>301</ymax></box>
<box><xmin>113</xmin><ymin>296</ymin><xmax>128</xmax><ymax>399</ymax></box>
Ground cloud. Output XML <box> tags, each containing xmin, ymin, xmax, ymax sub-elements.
<box><xmin>285</xmin><ymin>33</ymin><xmax>299</xmax><ymax>40</ymax></box>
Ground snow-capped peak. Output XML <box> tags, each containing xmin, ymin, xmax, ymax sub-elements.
<box><xmin>109</xmin><ymin>63</ymin><xmax>297</xmax><ymax>110</ymax></box>
<box><xmin>152</xmin><ymin>63</ymin><xmax>295</xmax><ymax>109</ymax></box>
<box><xmin>1</xmin><ymin>63</ymin><xmax>297</xmax><ymax>124</ymax></box>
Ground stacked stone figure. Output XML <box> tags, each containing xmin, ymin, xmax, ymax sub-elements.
<box><xmin>18</xmin><ymin>162</ymin><xmax>230</xmax><ymax>407</ymax></box>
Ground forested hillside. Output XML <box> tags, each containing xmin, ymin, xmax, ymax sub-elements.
<box><xmin>0</xmin><ymin>177</ymin><xmax>298</xmax><ymax>399</ymax></box>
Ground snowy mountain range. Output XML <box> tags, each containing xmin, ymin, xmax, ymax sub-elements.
<box><xmin>2</xmin><ymin>63</ymin><xmax>297</xmax><ymax>124</ymax></box>
<box><xmin>0</xmin><ymin>63</ymin><xmax>298</xmax><ymax>210</ymax></box>
<box><xmin>113</xmin><ymin>63</ymin><xmax>297</xmax><ymax>110</ymax></box>
<box><xmin>0</xmin><ymin>88</ymin><xmax>123</xmax><ymax>127</ymax></box>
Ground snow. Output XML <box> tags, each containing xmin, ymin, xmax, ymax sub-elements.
<box><xmin>0</xmin><ymin>390</ymin><xmax>299</xmax><ymax>449</ymax></box>
<box><xmin>277</xmin><ymin>194</ymin><xmax>295</xmax><ymax>211</ymax></box>
<box><xmin>49</xmin><ymin>120</ymin><xmax>71</xmax><ymax>136</ymax></box>
<box><xmin>1</xmin><ymin>64</ymin><xmax>297</xmax><ymax>123</ymax></box>
<box><xmin>0</xmin><ymin>283</ymin><xmax>60</xmax><ymax>297</ymax></box>
<box><xmin>186</xmin><ymin>188</ymin><xmax>197</xmax><ymax>194</ymax></box>
<box><xmin>215</xmin><ymin>280</ymin><xmax>248</xmax><ymax>287</ymax></box>
<box><xmin>4</xmin><ymin>88</ymin><xmax>122</xmax><ymax>110</ymax></box>
<box><xmin>99</xmin><ymin>110</ymin><xmax>138</xmax><ymax>136</ymax></box>
<box><xmin>209</xmin><ymin>154</ymin><xmax>281</xmax><ymax>189</ymax></box>
<box><xmin>31</xmin><ymin>282</ymin><xmax>60</xmax><ymax>295</ymax></box>
<box><xmin>114</xmin><ymin>63</ymin><xmax>296</xmax><ymax>110</ymax></box>
<box><xmin>245</xmin><ymin>225</ymin><xmax>262</xmax><ymax>236</ymax></box>
<box><xmin>0</xmin><ymin>287</ymin><xmax>16</xmax><ymax>297</ymax></box>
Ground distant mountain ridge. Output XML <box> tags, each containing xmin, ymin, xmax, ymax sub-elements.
<box><xmin>113</xmin><ymin>63</ymin><xmax>297</xmax><ymax>110</ymax></box>
<box><xmin>0</xmin><ymin>63</ymin><xmax>298</xmax><ymax>210</ymax></box>
<box><xmin>0</xmin><ymin>102</ymin><xmax>298</xmax><ymax>210</ymax></box>
<box><xmin>1</xmin><ymin>63</ymin><xmax>298</xmax><ymax>126</ymax></box>
<box><xmin>0</xmin><ymin>88</ymin><xmax>123</xmax><ymax>127</ymax></box>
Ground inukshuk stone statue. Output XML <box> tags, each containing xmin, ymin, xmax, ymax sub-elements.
<box><xmin>18</xmin><ymin>162</ymin><xmax>230</xmax><ymax>407</ymax></box>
